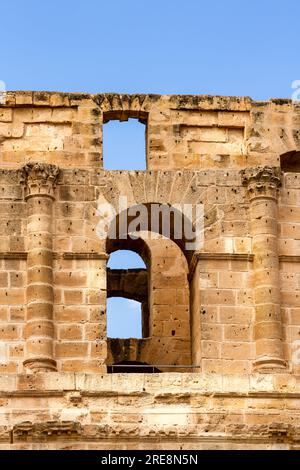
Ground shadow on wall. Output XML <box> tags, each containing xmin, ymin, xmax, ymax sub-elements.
<box><xmin>280</xmin><ymin>151</ymin><xmax>300</xmax><ymax>172</ymax></box>
<box><xmin>107</xmin><ymin>360</ymin><xmax>161</xmax><ymax>373</ymax></box>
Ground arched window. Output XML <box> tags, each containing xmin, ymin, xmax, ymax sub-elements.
<box><xmin>105</xmin><ymin>214</ymin><xmax>192</xmax><ymax>372</ymax></box>
<box><xmin>106</xmin><ymin>250</ymin><xmax>148</xmax><ymax>339</ymax></box>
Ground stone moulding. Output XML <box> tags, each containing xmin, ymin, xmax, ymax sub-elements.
<box><xmin>13</xmin><ymin>421</ymin><xmax>81</xmax><ymax>440</ymax></box>
<box><xmin>2</xmin><ymin>252</ymin><xmax>300</xmax><ymax>262</ymax></box>
<box><xmin>6</xmin><ymin>421</ymin><xmax>300</xmax><ymax>445</ymax></box>
<box><xmin>0</xmin><ymin>252</ymin><xmax>108</xmax><ymax>260</ymax></box>
<box><xmin>0</xmin><ymin>372</ymin><xmax>299</xmax><ymax>447</ymax></box>
<box><xmin>189</xmin><ymin>252</ymin><xmax>254</xmax><ymax>278</ymax></box>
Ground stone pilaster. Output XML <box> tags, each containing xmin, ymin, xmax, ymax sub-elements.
<box><xmin>241</xmin><ymin>166</ymin><xmax>286</xmax><ymax>370</ymax></box>
<box><xmin>21</xmin><ymin>163</ymin><xmax>60</xmax><ymax>372</ymax></box>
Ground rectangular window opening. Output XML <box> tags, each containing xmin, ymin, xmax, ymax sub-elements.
<box><xmin>103</xmin><ymin>116</ymin><xmax>147</xmax><ymax>170</ymax></box>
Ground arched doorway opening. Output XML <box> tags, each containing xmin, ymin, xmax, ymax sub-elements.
<box><xmin>105</xmin><ymin>216</ymin><xmax>192</xmax><ymax>371</ymax></box>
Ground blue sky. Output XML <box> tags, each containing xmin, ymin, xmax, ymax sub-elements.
<box><xmin>1</xmin><ymin>0</ymin><xmax>299</xmax><ymax>338</ymax></box>
<box><xmin>1</xmin><ymin>0</ymin><xmax>299</xmax><ymax>99</ymax></box>
<box><xmin>107</xmin><ymin>251</ymin><xmax>145</xmax><ymax>338</ymax></box>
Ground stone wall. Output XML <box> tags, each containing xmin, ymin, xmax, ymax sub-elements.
<box><xmin>0</xmin><ymin>91</ymin><xmax>300</xmax><ymax>448</ymax></box>
<box><xmin>0</xmin><ymin>372</ymin><xmax>299</xmax><ymax>450</ymax></box>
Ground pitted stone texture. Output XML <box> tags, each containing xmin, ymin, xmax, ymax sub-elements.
<box><xmin>0</xmin><ymin>92</ymin><xmax>300</xmax><ymax>448</ymax></box>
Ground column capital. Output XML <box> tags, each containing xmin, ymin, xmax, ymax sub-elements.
<box><xmin>241</xmin><ymin>166</ymin><xmax>281</xmax><ymax>200</ymax></box>
<box><xmin>21</xmin><ymin>162</ymin><xmax>60</xmax><ymax>199</ymax></box>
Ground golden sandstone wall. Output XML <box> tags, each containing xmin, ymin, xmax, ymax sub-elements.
<box><xmin>0</xmin><ymin>91</ymin><xmax>300</xmax><ymax>448</ymax></box>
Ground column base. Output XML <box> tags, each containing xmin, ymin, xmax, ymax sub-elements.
<box><xmin>253</xmin><ymin>357</ymin><xmax>287</xmax><ymax>372</ymax></box>
<box><xmin>23</xmin><ymin>357</ymin><xmax>57</xmax><ymax>372</ymax></box>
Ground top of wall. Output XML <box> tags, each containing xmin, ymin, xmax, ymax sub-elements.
<box><xmin>2</xmin><ymin>90</ymin><xmax>298</xmax><ymax>108</ymax></box>
<box><xmin>0</xmin><ymin>91</ymin><xmax>300</xmax><ymax>170</ymax></box>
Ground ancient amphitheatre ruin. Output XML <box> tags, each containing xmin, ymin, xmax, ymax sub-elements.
<box><xmin>0</xmin><ymin>91</ymin><xmax>300</xmax><ymax>448</ymax></box>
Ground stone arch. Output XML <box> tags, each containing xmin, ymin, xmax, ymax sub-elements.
<box><xmin>97</xmin><ymin>170</ymin><xmax>200</xmax><ymax>218</ymax></box>
<box><xmin>106</xmin><ymin>234</ymin><xmax>151</xmax><ymax>268</ymax></box>
<box><xmin>106</xmin><ymin>202</ymin><xmax>198</xmax><ymax>264</ymax></box>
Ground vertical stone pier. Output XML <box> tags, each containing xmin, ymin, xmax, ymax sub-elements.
<box><xmin>22</xmin><ymin>163</ymin><xmax>59</xmax><ymax>372</ymax></box>
<box><xmin>242</xmin><ymin>166</ymin><xmax>286</xmax><ymax>370</ymax></box>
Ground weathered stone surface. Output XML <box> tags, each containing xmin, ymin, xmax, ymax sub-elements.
<box><xmin>0</xmin><ymin>91</ymin><xmax>300</xmax><ymax>448</ymax></box>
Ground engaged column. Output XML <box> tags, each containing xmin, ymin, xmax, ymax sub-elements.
<box><xmin>22</xmin><ymin>163</ymin><xmax>59</xmax><ymax>372</ymax></box>
<box><xmin>241</xmin><ymin>166</ymin><xmax>286</xmax><ymax>371</ymax></box>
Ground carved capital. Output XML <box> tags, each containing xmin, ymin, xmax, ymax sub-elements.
<box><xmin>21</xmin><ymin>163</ymin><xmax>60</xmax><ymax>199</ymax></box>
<box><xmin>241</xmin><ymin>166</ymin><xmax>281</xmax><ymax>200</ymax></box>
